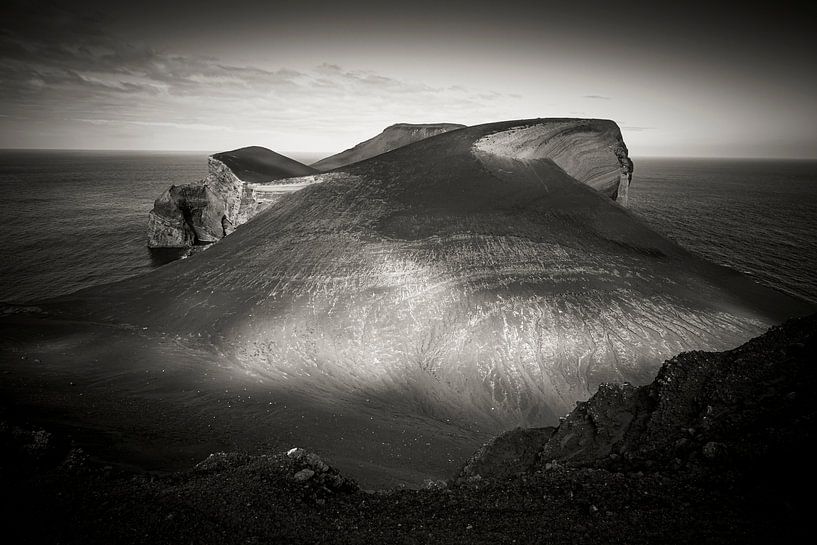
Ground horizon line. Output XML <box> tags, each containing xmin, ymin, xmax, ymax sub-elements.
<box><xmin>1</xmin><ymin>147</ymin><xmax>816</xmax><ymax>162</ymax></box>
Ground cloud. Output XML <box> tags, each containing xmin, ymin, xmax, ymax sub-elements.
<box><xmin>582</xmin><ymin>95</ymin><xmax>612</xmax><ymax>100</ymax></box>
<box><xmin>0</xmin><ymin>1</ymin><xmax>520</xmax><ymax>149</ymax></box>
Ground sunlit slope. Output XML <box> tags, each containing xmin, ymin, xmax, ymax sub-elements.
<box><xmin>50</xmin><ymin>119</ymin><xmax>812</xmax><ymax>428</ymax></box>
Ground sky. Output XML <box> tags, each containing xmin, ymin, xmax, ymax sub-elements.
<box><xmin>1</xmin><ymin>0</ymin><xmax>816</xmax><ymax>157</ymax></box>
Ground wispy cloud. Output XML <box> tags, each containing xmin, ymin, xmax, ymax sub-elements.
<box><xmin>0</xmin><ymin>1</ymin><xmax>519</xmax><ymax>149</ymax></box>
<box><xmin>582</xmin><ymin>95</ymin><xmax>612</xmax><ymax>100</ymax></box>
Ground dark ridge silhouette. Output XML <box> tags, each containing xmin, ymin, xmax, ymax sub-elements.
<box><xmin>212</xmin><ymin>146</ymin><xmax>317</xmax><ymax>182</ymax></box>
<box><xmin>311</xmin><ymin>123</ymin><xmax>465</xmax><ymax>170</ymax></box>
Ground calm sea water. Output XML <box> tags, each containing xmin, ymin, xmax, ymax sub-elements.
<box><xmin>629</xmin><ymin>158</ymin><xmax>817</xmax><ymax>303</ymax></box>
<box><xmin>1</xmin><ymin>152</ymin><xmax>815</xmax><ymax>304</ymax></box>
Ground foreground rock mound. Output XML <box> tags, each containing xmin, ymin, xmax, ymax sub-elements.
<box><xmin>147</xmin><ymin>146</ymin><xmax>317</xmax><ymax>247</ymax></box>
<box><xmin>458</xmin><ymin>426</ymin><xmax>555</xmax><ymax>482</ymax></box>
<box><xmin>459</xmin><ymin>313</ymin><xmax>817</xmax><ymax>482</ymax></box>
<box><xmin>311</xmin><ymin>122</ymin><xmax>465</xmax><ymax>170</ymax></box>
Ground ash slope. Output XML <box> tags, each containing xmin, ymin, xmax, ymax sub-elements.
<box><xmin>4</xmin><ymin>315</ymin><xmax>815</xmax><ymax>545</ymax></box>
<box><xmin>311</xmin><ymin>123</ymin><xmax>465</xmax><ymax>170</ymax></box>
<box><xmin>39</xmin><ymin>118</ymin><xmax>811</xmax><ymax>432</ymax></box>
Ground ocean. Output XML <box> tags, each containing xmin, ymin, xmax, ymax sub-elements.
<box><xmin>1</xmin><ymin>152</ymin><xmax>815</xmax><ymax>305</ymax></box>
<box><xmin>628</xmin><ymin>158</ymin><xmax>817</xmax><ymax>304</ymax></box>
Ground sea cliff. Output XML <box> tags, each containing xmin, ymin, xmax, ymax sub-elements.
<box><xmin>147</xmin><ymin>147</ymin><xmax>317</xmax><ymax>247</ymax></box>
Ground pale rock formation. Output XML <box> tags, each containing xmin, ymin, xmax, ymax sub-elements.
<box><xmin>146</xmin><ymin>147</ymin><xmax>318</xmax><ymax>248</ymax></box>
<box><xmin>147</xmin><ymin>184</ymin><xmax>227</xmax><ymax>247</ymax></box>
<box><xmin>205</xmin><ymin>156</ymin><xmax>245</xmax><ymax>235</ymax></box>
<box><xmin>473</xmin><ymin>119</ymin><xmax>633</xmax><ymax>204</ymax></box>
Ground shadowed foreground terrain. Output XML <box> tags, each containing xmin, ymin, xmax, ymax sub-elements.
<box><xmin>2</xmin><ymin>315</ymin><xmax>814</xmax><ymax>544</ymax></box>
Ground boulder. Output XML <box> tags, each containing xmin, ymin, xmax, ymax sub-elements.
<box><xmin>457</xmin><ymin>426</ymin><xmax>555</xmax><ymax>482</ymax></box>
<box><xmin>146</xmin><ymin>183</ymin><xmax>226</xmax><ymax>247</ymax></box>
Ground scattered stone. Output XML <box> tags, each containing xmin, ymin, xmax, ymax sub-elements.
<box><xmin>702</xmin><ymin>442</ymin><xmax>728</xmax><ymax>461</ymax></box>
<box><xmin>60</xmin><ymin>447</ymin><xmax>88</xmax><ymax>470</ymax></box>
<box><xmin>287</xmin><ymin>447</ymin><xmax>304</xmax><ymax>458</ymax></box>
<box><xmin>305</xmin><ymin>452</ymin><xmax>329</xmax><ymax>472</ymax></box>
<box><xmin>422</xmin><ymin>479</ymin><xmax>448</xmax><ymax>490</ymax></box>
<box><xmin>293</xmin><ymin>469</ymin><xmax>315</xmax><ymax>482</ymax></box>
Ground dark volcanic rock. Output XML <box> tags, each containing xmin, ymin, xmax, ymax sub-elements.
<box><xmin>542</xmin><ymin>315</ymin><xmax>817</xmax><ymax>476</ymax></box>
<box><xmin>538</xmin><ymin>382</ymin><xmax>646</xmax><ymax>466</ymax></box>
<box><xmin>147</xmin><ymin>184</ymin><xmax>227</xmax><ymax>247</ymax></box>
<box><xmin>457</xmin><ymin>426</ymin><xmax>555</xmax><ymax>482</ymax></box>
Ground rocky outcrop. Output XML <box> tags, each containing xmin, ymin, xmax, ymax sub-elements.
<box><xmin>456</xmin><ymin>313</ymin><xmax>817</xmax><ymax>481</ymax></box>
<box><xmin>147</xmin><ymin>184</ymin><xmax>227</xmax><ymax>247</ymax></box>
<box><xmin>311</xmin><ymin>123</ymin><xmax>465</xmax><ymax>170</ymax></box>
<box><xmin>458</xmin><ymin>426</ymin><xmax>555</xmax><ymax>482</ymax></box>
<box><xmin>146</xmin><ymin>147</ymin><xmax>318</xmax><ymax>248</ymax></box>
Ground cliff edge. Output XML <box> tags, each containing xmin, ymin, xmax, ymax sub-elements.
<box><xmin>146</xmin><ymin>147</ymin><xmax>318</xmax><ymax>247</ymax></box>
<box><xmin>473</xmin><ymin>118</ymin><xmax>633</xmax><ymax>204</ymax></box>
